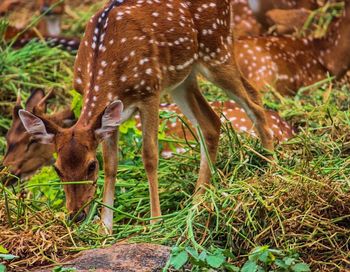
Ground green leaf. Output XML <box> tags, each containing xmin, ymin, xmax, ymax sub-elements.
<box><xmin>0</xmin><ymin>254</ymin><xmax>18</xmax><ymax>261</ymax></box>
<box><xmin>241</xmin><ymin>260</ymin><xmax>258</xmax><ymax>272</ymax></box>
<box><xmin>257</xmin><ymin>251</ymin><xmax>270</xmax><ymax>263</ymax></box>
<box><xmin>52</xmin><ymin>267</ymin><xmax>77</xmax><ymax>272</ymax></box>
<box><xmin>206</xmin><ymin>254</ymin><xmax>225</xmax><ymax>268</ymax></box>
<box><xmin>223</xmin><ymin>263</ymin><xmax>240</xmax><ymax>272</ymax></box>
<box><xmin>69</xmin><ymin>89</ymin><xmax>82</xmax><ymax>117</ymax></box>
<box><xmin>0</xmin><ymin>264</ymin><xmax>6</xmax><ymax>272</ymax></box>
<box><xmin>198</xmin><ymin>251</ymin><xmax>207</xmax><ymax>261</ymax></box>
<box><xmin>275</xmin><ymin>259</ymin><xmax>289</xmax><ymax>269</ymax></box>
<box><xmin>256</xmin><ymin>265</ymin><xmax>265</xmax><ymax>272</ymax></box>
<box><xmin>0</xmin><ymin>246</ymin><xmax>8</xmax><ymax>254</ymax></box>
<box><xmin>283</xmin><ymin>257</ymin><xmax>296</xmax><ymax>266</ymax></box>
<box><xmin>185</xmin><ymin>247</ymin><xmax>199</xmax><ymax>259</ymax></box>
<box><xmin>223</xmin><ymin>249</ymin><xmax>235</xmax><ymax>259</ymax></box>
<box><xmin>170</xmin><ymin>251</ymin><xmax>189</xmax><ymax>270</ymax></box>
<box><xmin>292</xmin><ymin>263</ymin><xmax>311</xmax><ymax>272</ymax></box>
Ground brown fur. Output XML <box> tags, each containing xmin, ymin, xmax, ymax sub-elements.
<box><xmin>19</xmin><ymin>0</ymin><xmax>274</xmax><ymax>233</ymax></box>
<box><xmin>235</xmin><ymin>0</ymin><xmax>350</xmax><ymax>95</ymax></box>
<box><xmin>2</xmin><ymin>90</ymin><xmax>74</xmax><ymax>180</ymax></box>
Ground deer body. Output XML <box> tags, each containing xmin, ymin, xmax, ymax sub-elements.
<box><xmin>19</xmin><ymin>0</ymin><xmax>273</xmax><ymax>232</ymax></box>
<box><xmin>235</xmin><ymin>0</ymin><xmax>350</xmax><ymax>95</ymax></box>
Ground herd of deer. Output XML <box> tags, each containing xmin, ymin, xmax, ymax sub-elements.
<box><xmin>1</xmin><ymin>0</ymin><xmax>349</xmax><ymax>232</ymax></box>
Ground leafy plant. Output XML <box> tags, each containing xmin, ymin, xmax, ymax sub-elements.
<box><xmin>241</xmin><ymin>246</ymin><xmax>310</xmax><ymax>272</ymax></box>
<box><xmin>168</xmin><ymin>246</ymin><xmax>239</xmax><ymax>271</ymax></box>
<box><xmin>0</xmin><ymin>245</ymin><xmax>18</xmax><ymax>272</ymax></box>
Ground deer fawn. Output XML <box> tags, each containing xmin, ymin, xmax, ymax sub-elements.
<box><xmin>18</xmin><ymin>0</ymin><xmax>274</xmax><ymax>232</ymax></box>
<box><xmin>2</xmin><ymin>90</ymin><xmax>74</xmax><ymax>182</ymax></box>
<box><xmin>235</xmin><ymin>0</ymin><xmax>350</xmax><ymax>96</ymax></box>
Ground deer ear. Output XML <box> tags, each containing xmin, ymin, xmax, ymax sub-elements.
<box><xmin>18</xmin><ymin>110</ymin><xmax>55</xmax><ymax>144</ymax></box>
<box><xmin>26</xmin><ymin>89</ymin><xmax>46</xmax><ymax>112</ymax></box>
<box><xmin>95</xmin><ymin>100</ymin><xmax>123</xmax><ymax>139</ymax></box>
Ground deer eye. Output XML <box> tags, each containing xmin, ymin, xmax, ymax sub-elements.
<box><xmin>87</xmin><ymin>161</ymin><xmax>97</xmax><ymax>176</ymax></box>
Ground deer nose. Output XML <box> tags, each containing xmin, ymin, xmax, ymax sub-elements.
<box><xmin>68</xmin><ymin>211</ymin><xmax>87</xmax><ymax>223</ymax></box>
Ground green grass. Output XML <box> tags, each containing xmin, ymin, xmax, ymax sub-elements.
<box><xmin>1</xmin><ymin>81</ymin><xmax>350</xmax><ymax>271</ymax></box>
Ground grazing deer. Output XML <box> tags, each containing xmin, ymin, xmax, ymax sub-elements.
<box><xmin>2</xmin><ymin>90</ymin><xmax>74</xmax><ymax>181</ymax></box>
<box><xmin>18</xmin><ymin>0</ymin><xmax>274</xmax><ymax>232</ymax></box>
<box><xmin>235</xmin><ymin>0</ymin><xmax>350</xmax><ymax>96</ymax></box>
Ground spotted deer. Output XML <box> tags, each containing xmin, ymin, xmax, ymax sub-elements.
<box><xmin>18</xmin><ymin>0</ymin><xmax>274</xmax><ymax>232</ymax></box>
<box><xmin>156</xmin><ymin>100</ymin><xmax>293</xmax><ymax>158</ymax></box>
<box><xmin>231</xmin><ymin>0</ymin><xmax>263</xmax><ymax>37</ymax></box>
<box><xmin>235</xmin><ymin>0</ymin><xmax>350</xmax><ymax>96</ymax></box>
<box><xmin>230</xmin><ymin>0</ymin><xmax>315</xmax><ymax>38</ymax></box>
<box><xmin>248</xmin><ymin>0</ymin><xmax>319</xmax><ymax>28</ymax></box>
<box><xmin>2</xmin><ymin>90</ymin><xmax>74</xmax><ymax>182</ymax></box>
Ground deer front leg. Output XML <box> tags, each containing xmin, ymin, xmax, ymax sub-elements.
<box><xmin>139</xmin><ymin>98</ymin><xmax>162</xmax><ymax>223</ymax></box>
<box><xmin>101</xmin><ymin>130</ymin><xmax>119</xmax><ymax>233</ymax></box>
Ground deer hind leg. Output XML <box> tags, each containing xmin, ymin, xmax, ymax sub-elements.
<box><xmin>101</xmin><ymin>130</ymin><xmax>119</xmax><ymax>234</ymax></box>
<box><xmin>139</xmin><ymin>97</ymin><xmax>162</xmax><ymax>223</ymax></box>
<box><xmin>199</xmin><ymin>61</ymin><xmax>274</xmax><ymax>152</ymax></box>
<box><xmin>171</xmin><ymin>73</ymin><xmax>221</xmax><ymax>194</ymax></box>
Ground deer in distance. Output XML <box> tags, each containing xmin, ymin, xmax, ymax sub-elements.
<box><xmin>18</xmin><ymin>0</ymin><xmax>274</xmax><ymax>233</ymax></box>
<box><xmin>235</xmin><ymin>0</ymin><xmax>350</xmax><ymax>96</ymax></box>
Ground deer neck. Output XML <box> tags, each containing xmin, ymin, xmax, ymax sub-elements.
<box><xmin>74</xmin><ymin>1</ymin><xmax>137</xmax><ymax>129</ymax></box>
<box><xmin>313</xmin><ymin>2</ymin><xmax>350</xmax><ymax>78</ymax></box>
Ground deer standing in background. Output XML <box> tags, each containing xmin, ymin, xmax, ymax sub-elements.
<box><xmin>18</xmin><ymin>0</ymin><xmax>274</xmax><ymax>232</ymax></box>
<box><xmin>155</xmin><ymin>100</ymin><xmax>293</xmax><ymax>158</ymax></box>
<box><xmin>235</xmin><ymin>0</ymin><xmax>350</xmax><ymax>96</ymax></box>
<box><xmin>2</xmin><ymin>90</ymin><xmax>74</xmax><ymax>182</ymax></box>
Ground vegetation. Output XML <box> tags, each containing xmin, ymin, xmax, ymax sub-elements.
<box><xmin>1</xmin><ymin>4</ymin><xmax>350</xmax><ymax>272</ymax></box>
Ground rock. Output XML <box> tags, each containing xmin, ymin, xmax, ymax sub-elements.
<box><xmin>34</xmin><ymin>243</ymin><xmax>171</xmax><ymax>272</ymax></box>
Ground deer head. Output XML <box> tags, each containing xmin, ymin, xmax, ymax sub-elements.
<box><xmin>2</xmin><ymin>89</ymin><xmax>74</xmax><ymax>182</ymax></box>
<box><xmin>18</xmin><ymin>100</ymin><xmax>123</xmax><ymax>220</ymax></box>
<box><xmin>3</xmin><ymin>90</ymin><xmax>54</xmax><ymax>180</ymax></box>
